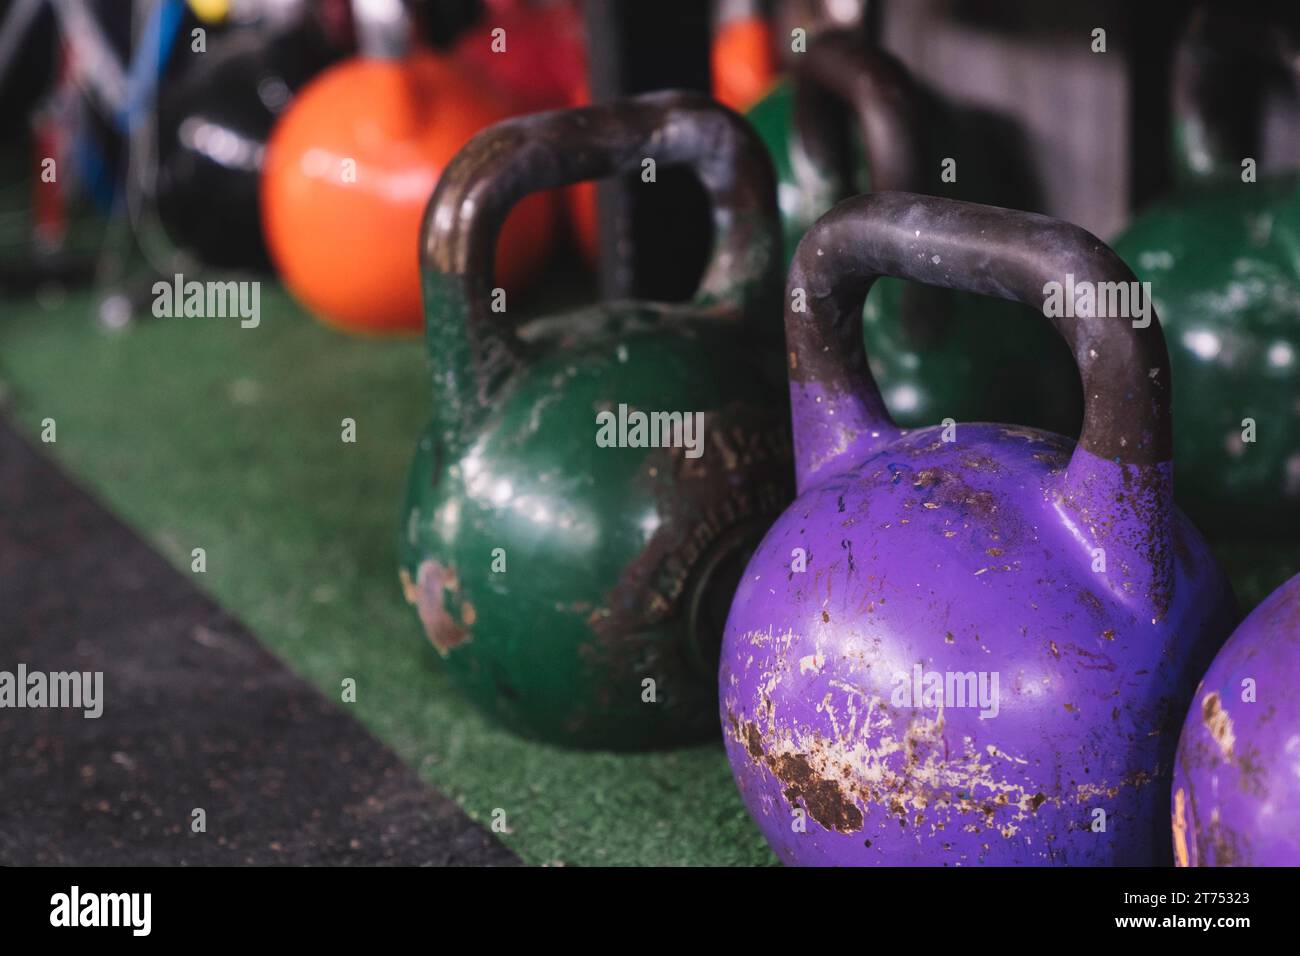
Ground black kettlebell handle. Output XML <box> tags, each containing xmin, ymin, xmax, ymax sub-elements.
<box><xmin>786</xmin><ymin>192</ymin><xmax>1172</xmax><ymax>493</ymax></box>
<box><xmin>791</xmin><ymin>30</ymin><xmax>925</xmax><ymax>194</ymax></box>
<box><xmin>1172</xmin><ymin>2</ymin><xmax>1299</xmax><ymax>178</ymax></box>
<box><xmin>791</xmin><ymin>31</ymin><xmax>957</xmax><ymax>346</ymax></box>
<box><xmin>420</xmin><ymin>91</ymin><xmax>782</xmax><ymax>453</ymax></box>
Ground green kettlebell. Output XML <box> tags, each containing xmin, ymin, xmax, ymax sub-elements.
<box><xmin>400</xmin><ymin>92</ymin><xmax>792</xmax><ymax>749</ymax></box>
<box><xmin>747</xmin><ymin>30</ymin><xmax>1081</xmax><ymax>434</ymax></box>
<box><xmin>1112</xmin><ymin>7</ymin><xmax>1300</xmax><ymax>540</ymax></box>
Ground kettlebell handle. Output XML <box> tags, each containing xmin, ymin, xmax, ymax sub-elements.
<box><xmin>788</xmin><ymin>192</ymin><xmax>1178</xmax><ymax>614</ymax></box>
<box><xmin>791</xmin><ymin>30</ymin><xmax>924</xmax><ymax>194</ymax></box>
<box><xmin>1172</xmin><ymin>3</ymin><xmax>1299</xmax><ymax>180</ymax></box>
<box><xmin>421</xmin><ymin>90</ymin><xmax>782</xmax><ymax>457</ymax></box>
<box><xmin>787</xmin><ymin>191</ymin><xmax>1172</xmax><ymax>486</ymax></box>
<box><xmin>790</xmin><ymin>32</ymin><xmax>953</xmax><ymax>347</ymax></box>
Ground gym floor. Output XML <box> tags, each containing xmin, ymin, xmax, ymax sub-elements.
<box><xmin>0</xmin><ymin>283</ymin><xmax>778</xmax><ymax>867</ymax></box>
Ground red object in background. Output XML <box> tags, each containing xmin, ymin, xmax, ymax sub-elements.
<box><xmin>316</xmin><ymin>0</ymin><xmax>356</xmax><ymax>49</ymax></box>
<box><xmin>28</xmin><ymin>46</ymin><xmax>80</xmax><ymax>253</ymax></box>
<box><xmin>30</xmin><ymin>113</ymin><xmax>67</xmax><ymax>252</ymax></box>
<box><xmin>261</xmin><ymin>51</ymin><xmax>556</xmax><ymax>335</ymax></box>
<box><xmin>712</xmin><ymin>15</ymin><xmax>776</xmax><ymax>112</ymax></box>
<box><xmin>565</xmin><ymin>9</ymin><xmax>780</xmax><ymax>267</ymax></box>
<box><xmin>452</xmin><ymin>2</ymin><xmax>596</xmax><ymax>266</ymax></box>
<box><xmin>567</xmin><ymin>177</ymin><xmax>597</xmax><ymax>265</ymax></box>
<box><xmin>451</xmin><ymin>2</ymin><xmax>777</xmax><ymax>269</ymax></box>
<box><xmin>451</xmin><ymin>2</ymin><xmax>587</xmax><ymax>113</ymax></box>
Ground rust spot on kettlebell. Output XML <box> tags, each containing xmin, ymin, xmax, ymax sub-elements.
<box><xmin>1201</xmin><ymin>692</ymin><xmax>1236</xmax><ymax>760</ymax></box>
<box><xmin>911</xmin><ymin>468</ymin><xmax>999</xmax><ymax>520</ymax></box>
<box><xmin>774</xmin><ymin>752</ymin><xmax>865</xmax><ymax>833</ymax></box>
<box><xmin>400</xmin><ymin>560</ymin><xmax>470</xmax><ymax>656</ymax></box>
<box><xmin>734</xmin><ymin>717</ymin><xmax>865</xmax><ymax>834</ymax></box>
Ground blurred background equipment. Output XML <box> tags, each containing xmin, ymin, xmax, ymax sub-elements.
<box><xmin>258</xmin><ymin>0</ymin><xmax>557</xmax><ymax>333</ymax></box>
<box><xmin>151</xmin><ymin>1</ymin><xmax>351</xmax><ymax>271</ymax></box>
<box><xmin>0</xmin><ymin>0</ymin><xmax>353</xmax><ymax>312</ymax></box>
<box><xmin>449</xmin><ymin>0</ymin><xmax>585</xmax><ymax>114</ymax></box>
<box><xmin>746</xmin><ymin>28</ymin><xmax>1081</xmax><ymax>434</ymax></box>
<box><xmin>1170</xmin><ymin>0</ymin><xmax>1300</xmax><ymax>185</ymax></box>
<box><xmin>583</xmin><ymin>0</ymin><xmax>714</xmax><ymax>301</ymax></box>
<box><xmin>0</xmin><ymin>0</ymin><xmax>58</xmax><ymax>129</ymax></box>
<box><xmin>711</xmin><ymin>0</ymin><xmax>777</xmax><ymax>111</ymax></box>
<box><xmin>1112</xmin><ymin>1</ymin><xmax>1300</xmax><ymax>539</ymax></box>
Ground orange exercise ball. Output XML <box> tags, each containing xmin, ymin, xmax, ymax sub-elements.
<box><xmin>262</xmin><ymin>50</ymin><xmax>556</xmax><ymax>334</ymax></box>
<box><xmin>712</xmin><ymin>15</ymin><xmax>777</xmax><ymax>113</ymax></box>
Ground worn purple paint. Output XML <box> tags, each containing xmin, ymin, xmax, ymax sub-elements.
<box><xmin>720</xmin><ymin>193</ymin><xmax>1237</xmax><ymax>865</ymax></box>
<box><xmin>1172</xmin><ymin>572</ymin><xmax>1300</xmax><ymax>866</ymax></box>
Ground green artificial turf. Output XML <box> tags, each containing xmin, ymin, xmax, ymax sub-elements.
<box><xmin>0</xmin><ymin>282</ymin><xmax>778</xmax><ymax>867</ymax></box>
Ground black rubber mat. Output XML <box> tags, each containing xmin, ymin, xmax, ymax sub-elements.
<box><xmin>0</xmin><ymin>419</ymin><xmax>518</xmax><ymax>866</ymax></box>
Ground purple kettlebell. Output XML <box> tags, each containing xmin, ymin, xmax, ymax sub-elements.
<box><xmin>1172</xmin><ymin>572</ymin><xmax>1300</xmax><ymax>866</ymax></box>
<box><xmin>720</xmin><ymin>192</ymin><xmax>1238</xmax><ymax>866</ymax></box>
